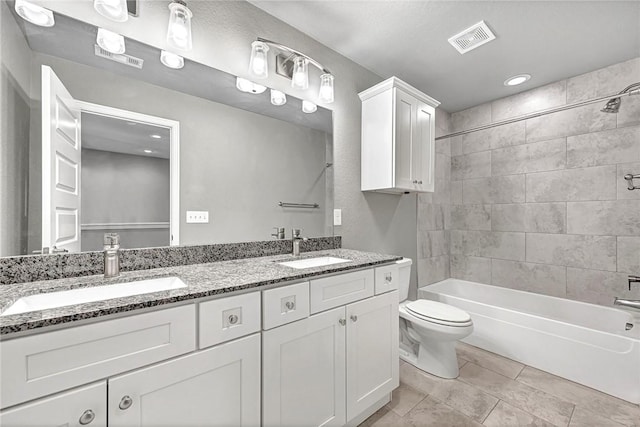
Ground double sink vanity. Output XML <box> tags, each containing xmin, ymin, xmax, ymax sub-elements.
<box><xmin>0</xmin><ymin>248</ymin><xmax>402</xmax><ymax>427</ymax></box>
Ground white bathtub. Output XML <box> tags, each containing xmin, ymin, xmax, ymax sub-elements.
<box><xmin>419</xmin><ymin>279</ymin><xmax>640</xmax><ymax>404</ymax></box>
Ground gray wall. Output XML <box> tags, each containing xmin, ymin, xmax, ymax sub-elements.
<box><xmin>0</xmin><ymin>1</ymin><xmax>32</xmax><ymax>257</ymax></box>
<box><xmin>40</xmin><ymin>1</ymin><xmax>419</xmax><ymax>292</ymax></box>
<box><xmin>81</xmin><ymin>148</ymin><xmax>170</xmax><ymax>251</ymax></box>
<box><xmin>424</xmin><ymin>57</ymin><xmax>640</xmax><ymax>307</ymax></box>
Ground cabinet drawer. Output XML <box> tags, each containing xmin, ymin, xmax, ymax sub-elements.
<box><xmin>0</xmin><ymin>305</ymin><xmax>196</xmax><ymax>409</ymax></box>
<box><xmin>374</xmin><ymin>264</ymin><xmax>399</xmax><ymax>295</ymax></box>
<box><xmin>199</xmin><ymin>292</ymin><xmax>261</xmax><ymax>348</ymax></box>
<box><xmin>310</xmin><ymin>269</ymin><xmax>374</xmax><ymax>314</ymax></box>
<box><xmin>263</xmin><ymin>282</ymin><xmax>310</xmax><ymax>330</ymax></box>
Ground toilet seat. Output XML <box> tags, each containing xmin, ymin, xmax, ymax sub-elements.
<box><xmin>405</xmin><ymin>300</ymin><xmax>472</xmax><ymax>327</ymax></box>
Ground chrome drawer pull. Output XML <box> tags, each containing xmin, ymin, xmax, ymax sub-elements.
<box><xmin>285</xmin><ymin>301</ymin><xmax>295</xmax><ymax>310</ymax></box>
<box><xmin>350</xmin><ymin>315</ymin><xmax>358</xmax><ymax>322</ymax></box>
<box><xmin>228</xmin><ymin>314</ymin><xmax>239</xmax><ymax>325</ymax></box>
<box><xmin>79</xmin><ymin>409</ymin><xmax>95</xmax><ymax>425</ymax></box>
<box><xmin>339</xmin><ymin>318</ymin><xmax>346</xmax><ymax>326</ymax></box>
<box><xmin>385</xmin><ymin>273</ymin><xmax>393</xmax><ymax>283</ymax></box>
<box><xmin>119</xmin><ymin>395</ymin><xmax>133</xmax><ymax>410</ymax></box>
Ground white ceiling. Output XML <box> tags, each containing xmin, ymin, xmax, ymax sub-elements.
<box><xmin>249</xmin><ymin>1</ymin><xmax>640</xmax><ymax>112</ymax></box>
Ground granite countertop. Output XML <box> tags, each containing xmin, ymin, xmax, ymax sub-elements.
<box><xmin>0</xmin><ymin>249</ymin><xmax>402</xmax><ymax>336</ymax></box>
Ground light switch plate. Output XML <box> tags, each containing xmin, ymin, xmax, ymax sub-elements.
<box><xmin>186</xmin><ymin>211</ymin><xmax>209</xmax><ymax>223</ymax></box>
<box><xmin>333</xmin><ymin>209</ymin><xmax>342</xmax><ymax>226</ymax></box>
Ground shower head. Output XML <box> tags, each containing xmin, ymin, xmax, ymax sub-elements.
<box><xmin>601</xmin><ymin>82</ymin><xmax>640</xmax><ymax>113</ymax></box>
<box><xmin>601</xmin><ymin>97</ymin><xmax>621</xmax><ymax>113</ymax></box>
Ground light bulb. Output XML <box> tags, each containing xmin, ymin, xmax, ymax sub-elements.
<box><xmin>97</xmin><ymin>28</ymin><xmax>125</xmax><ymax>54</ymax></box>
<box><xmin>249</xmin><ymin>41</ymin><xmax>269</xmax><ymax>79</ymax></box>
<box><xmin>93</xmin><ymin>0</ymin><xmax>128</xmax><ymax>22</ymax></box>
<box><xmin>236</xmin><ymin>77</ymin><xmax>266</xmax><ymax>94</ymax></box>
<box><xmin>160</xmin><ymin>51</ymin><xmax>184</xmax><ymax>69</ymax></box>
<box><xmin>302</xmin><ymin>100</ymin><xmax>317</xmax><ymax>114</ymax></box>
<box><xmin>270</xmin><ymin>89</ymin><xmax>287</xmax><ymax>106</ymax></box>
<box><xmin>318</xmin><ymin>73</ymin><xmax>334</xmax><ymax>104</ymax></box>
<box><xmin>291</xmin><ymin>57</ymin><xmax>309</xmax><ymax>90</ymax></box>
<box><xmin>14</xmin><ymin>0</ymin><xmax>55</xmax><ymax>27</ymax></box>
<box><xmin>167</xmin><ymin>1</ymin><xmax>193</xmax><ymax>51</ymax></box>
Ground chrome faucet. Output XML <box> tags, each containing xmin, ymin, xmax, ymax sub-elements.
<box><xmin>291</xmin><ymin>228</ymin><xmax>307</xmax><ymax>257</ymax></box>
<box><xmin>104</xmin><ymin>233</ymin><xmax>120</xmax><ymax>278</ymax></box>
<box><xmin>628</xmin><ymin>275</ymin><xmax>640</xmax><ymax>290</ymax></box>
<box><xmin>614</xmin><ymin>275</ymin><xmax>640</xmax><ymax>310</ymax></box>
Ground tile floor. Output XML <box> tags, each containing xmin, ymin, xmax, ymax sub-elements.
<box><xmin>360</xmin><ymin>342</ymin><xmax>640</xmax><ymax>427</ymax></box>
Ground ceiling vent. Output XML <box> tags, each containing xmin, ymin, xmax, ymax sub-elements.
<box><xmin>448</xmin><ymin>21</ymin><xmax>496</xmax><ymax>54</ymax></box>
<box><xmin>94</xmin><ymin>45</ymin><xmax>144</xmax><ymax>69</ymax></box>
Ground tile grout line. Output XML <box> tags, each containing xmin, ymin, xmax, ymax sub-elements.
<box><xmin>480</xmin><ymin>398</ymin><xmax>501</xmax><ymax>424</ymax></box>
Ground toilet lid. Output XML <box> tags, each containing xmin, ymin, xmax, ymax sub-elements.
<box><xmin>406</xmin><ymin>300</ymin><xmax>471</xmax><ymax>323</ymax></box>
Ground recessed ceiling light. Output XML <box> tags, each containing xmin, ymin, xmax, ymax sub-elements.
<box><xmin>504</xmin><ymin>74</ymin><xmax>531</xmax><ymax>86</ymax></box>
<box><xmin>302</xmin><ymin>100</ymin><xmax>317</xmax><ymax>114</ymax></box>
<box><xmin>97</xmin><ymin>28</ymin><xmax>125</xmax><ymax>54</ymax></box>
<box><xmin>144</xmin><ymin>149</ymin><xmax>153</xmax><ymax>153</ymax></box>
<box><xmin>150</xmin><ymin>134</ymin><xmax>162</xmax><ymax>139</ymax></box>
<box><xmin>235</xmin><ymin>77</ymin><xmax>267</xmax><ymax>94</ymax></box>
<box><xmin>14</xmin><ymin>0</ymin><xmax>55</xmax><ymax>27</ymax></box>
<box><xmin>160</xmin><ymin>50</ymin><xmax>184</xmax><ymax>69</ymax></box>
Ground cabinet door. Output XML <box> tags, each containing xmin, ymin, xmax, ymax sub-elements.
<box><xmin>108</xmin><ymin>333</ymin><xmax>260</xmax><ymax>427</ymax></box>
<box><xmin>415</xmin><ymin>101</ymin><xmax>435</xmax><ymax>192</ymax></box>
<box><xmin>0</xmin><ymin>382</ymin><xmax>106</xmax><ymax>427</ymax></box>
<box><xmin>346</xmin><ymin>291</ymin><xmax>399</xmax><ymax>421</ymax></box>
<box><xmin>394</xmin><ymin>90</ymin><xmax>418</xmax><ymax>190</ymax></box>
<box><xmin>263</xmin><ymin>307</ymin><xmax>346</xmax><ymax>427</ymax></box>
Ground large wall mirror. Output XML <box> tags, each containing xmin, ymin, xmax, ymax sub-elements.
<box><xmin>0</xmin><ymin>2</ymin><xmax>334</xmax><ymax>257</ymax></box>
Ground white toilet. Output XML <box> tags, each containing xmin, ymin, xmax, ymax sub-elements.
<box><xmin>396</xmin><ymin>258</ymin><xmax>473</xmax><ymax>379</ymax></box>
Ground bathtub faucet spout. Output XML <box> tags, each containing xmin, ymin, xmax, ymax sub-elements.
<box><xmin>629</xmin><ymin>275</ymin><xmax>640</xmax><ymax>291</ymax></box>
<box><xmin>614</xmin><ymin>298</ymin><xmax>640</xmax><ymax>311</ymax></box>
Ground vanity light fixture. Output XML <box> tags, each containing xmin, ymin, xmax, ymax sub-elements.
<box><xmin>14</xmin><ymin>0</ymin><xmax>55</xmax><ymax>27</ymax></box>
<box><xmin>302</xmin><ymin>100</ymin><xmax>317</xmax><ymax>114</ymax></box>
<box><xmin>236</xmin><ymin>77</ymin><xmax>267</xmax><ymax>94</ymax></box>
<box><xmin>144</xmin><ymin>149</ymin><xmax>153</xmax><ymax>153</ymax></box>
<box><xmin>97</xmin><ymin>28</ymin><xmax>126</xmax><ymax>54</ymax></box>
<box><xmin>93</xmin><ymin>0</ymin><xmax>128</xmax><ymax>22</ymax></box>
<box><xmin>150</xmin><ymin>134</ymin><xmax>162</xmax><ymax>139</ymax></box>
<box><xmin>504</xmin><ymin>74</ymin><xmax>531</xmax><ymax>86</ymax></box>
<box><xmin>166</xmin><ymin>0</ymin><xmax>193</xmax><ymax>52</ymax></box>
<box><xmin>248</xmin><ymin>37</ymin><xmax>335</xmax><ymax>104</ymax></box>
<box><xmin>270</xmin><ymin>89</ymin><xmax>287</xmax><ymax>106</ymax></box>
<box><xmin>160</xmin><ymin>50</ymin><xmax>184</xmax><ymax>69</ymax></box>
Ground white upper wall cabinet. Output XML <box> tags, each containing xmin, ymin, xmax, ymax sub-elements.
<box><xmin>360</xmin><ymin>77</ymin><xmax>440</xmax><ymax>194</ymax></box>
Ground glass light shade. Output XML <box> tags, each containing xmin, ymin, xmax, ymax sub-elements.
<box><xmin>291</xmin><ymin>57</ymin><xmax>309</xmax><ymax>90</ymax></box>
<box><xmin>249</xmin><ymin>41</ymin><xmax>269</xmax><ymax>79</ymax></box>
<box><xmin>318</xmin><ymin>73</ymin><xmax>334</xmax><ymax>104</ymax></box>
<box><xmin>270</xmin><ymin>89</ymin><xmax>287</xmax><ymax>106</ymax></box>
<box><xmin>14</xmin><ymin>0</ymin><xmax>55</xmax><ymax>27</ymax></box>
<box><xmin>167</xmin><ymin>1</ymin><xmax>193</xmax><ymax>51</ymax></box>
<box><xmin>160</xmin><ymin>51</ymin><xmax>184</xmax><ymax>69</ymax></box>
<box><xmin>97</xmin><ymin>28</ymin><xmax>125</xmax><ymax>54</ymax></box>
<box><xmin>236</xmin><ymin>77</ymin><xmax>267</xmax><ymax>94</ymax></box>
<box><xmin>93</xmin><ymin>0</ymin><xmax>128</xmax><ymax>22</ymax></box>
<box><xmin>302</xmin><ymin>100</ymin><xmax>317</xmax><ymax>114</ymax></box>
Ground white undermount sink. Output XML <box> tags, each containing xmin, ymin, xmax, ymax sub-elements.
<box><xmin>278</xmin><ymin>256</ymin><xmax>351</xmax><ymax>269</ymax></box>
<box><xmin>1</xmin><ymin>276</ymin><xmax>187</xmax><ymax>316</ymax></box>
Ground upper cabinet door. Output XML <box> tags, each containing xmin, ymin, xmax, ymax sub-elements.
<box><xmin>394</xmin><ymin>90</ymin><xmax>418</xmax><ymax>190</ymax></box>
<box><xmin>108</xmin><ymin>334</ymin><xmax>260</xmax><ymax>427</ymax></box>
<box><xmin>41</xmin><ymin>65</ymin><xmax>82</xmax><ymax>254</ymax></box>
<box><xmin>415</xmin><ymin>101</ymin><xmax>435</xmax><ymax>192</ymax></box>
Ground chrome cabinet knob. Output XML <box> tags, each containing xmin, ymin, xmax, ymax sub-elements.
<box><xmin>350</xmin><ymin>315</ymin><xmax>358</xmax><ymax>322</ymax></box>
<box><xmin>285</xmin><ymin>301</ymin><xmax>295</xmax><ymax>310</ymax></box>
<box><xmin>412</xmin><ymin>180</ymin><xmax>418</xmax><ymax>184</ymax></box>
<box><xmin>385</xmin><ymin>273</ymin><xmax>393</xmax><ymax>283</ymax></box>
<box><xmin>228</xmin><ymin>314</ymin><xmax>239</xmax><ymax>325</ymax></box>
<box><xmin>119</xmin><ymin>395</ymin><xmax>133</xmax><ymax>410</ymax></box>
<box><xmin>79</xmin><ymin>409</ymin><xmax>95</xmax><ymax>425</ymax></box>
<box><xmin>339</xmin><ymin>318</ymin><xmax>346</xmax><ymax>326</ymax></box>
<box><xmin>418</xmin><ymin>180</ymin><xmax>423</xmax><ymax>184</ymax></box>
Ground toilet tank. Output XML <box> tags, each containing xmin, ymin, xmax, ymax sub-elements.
<box><xmin>396</xmin><ymin>258</ymin><xmax>413</xmax><ymax>302</ymax></box>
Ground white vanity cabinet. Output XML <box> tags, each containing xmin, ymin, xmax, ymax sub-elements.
<box><xmin>360</xmin><ymin>77</ymin><xmax>440</xmax><ymax>194</ymax></box>
<box><xmin>262</xmin><ymin>271</ymin><xmax>399</xmax><ymax>426</ymax></box>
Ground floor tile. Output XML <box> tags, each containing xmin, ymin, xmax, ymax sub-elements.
<box><xmin>458</xmin><ymin>356</ymin><xmax>468</xmax><ymax>369</ymax></box>
<box><xmin>517</xmin><ymin>366</ymin><xmax>640</xmax><ymax>427</ymax></box>
<box><xmin>459</xmin><ymin>363</ymin><xmax>574</xmax><ymax>427</ymax></box>
<box><xmin>429</xmin><ymin>377</ymin><xmax>499</xmax><ymax>422</ymax></box>
<box><xmin>483</xmin><ymin>401</ymin><xmax>556</xmax><ymax>427</ymax></box>
<box><xmin>404</xmin><ymin>396</ymin><xmax>484</xmax><ymax>427</ymax></box>
<box><xmin>457</xmin><ymin>342</ymin><xmax>525</xmax><ymax>379</ymax></box>
<box><xmin>386</xmin><ymin>383</ymin><xmax>427</xmax><ymax>417</ymax></box>
<box><xmin>569</xmin><ymin>407</ymin><xmax>627</xmax><ymax>427</ymax></box>
<box><xmin>399</xmin><ymin>362</ymin><xmax>441</xmax><ymax>395</ymax></box>
<box><xmin>359</xmin><ymin>406</ymin><xmax>409</xmax><ymax>427</ymax></box>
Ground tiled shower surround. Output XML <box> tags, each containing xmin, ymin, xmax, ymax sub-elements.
<box><xmin>418</xmin><ymin>57</ymin><xmax>640</xmax><ymax>306</ymax></box>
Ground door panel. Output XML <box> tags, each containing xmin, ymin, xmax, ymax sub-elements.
<box><xmin>394</xmin><ymin>90</ymin><xmax>416</xmax><ymax>190</ymax></box>
<box><xmin>416</xmin><ymin>102</ymin><xmax>435</xmax><ymax>192</ymax></box>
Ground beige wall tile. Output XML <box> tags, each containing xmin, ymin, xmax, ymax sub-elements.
<box><xmin>525</xmin><ymin>103</ymin><xmax>616</xmax><ymax>143</ymax></box>
<box><xmin>566</xmin><ymin>268</ymin><xmax>640</xmax><ymax>306</ymax></box>
<box><xmin>526</xmin><ymin>165</ymin><xmax>617</xmax><ymax>202</ymax></box>
<box><xmin>618</xmin><ymin>162</ymin><xmax>640</xmax><ymax>200</ymax></box>
<box><xmin>566</xmin><ymin>57</ymin><xmax>640</xmax><ymax>103</ymax></box>
<box><xmin>464</xmin><ymin>175</ymin><xmax>526</xmax><ymax>204</ymax></box>
<box><xmin>491</xmin><ymin>138</ymin><xmax>566</xmax><ymax>176</ymax></box>
<box><xmin>525</xmin><ymin>203</ymin><xmax>567</xmax><ymax>234</ymax></box>
<box><xmin>491</xmin><ymin>204</ymin><xmax>526</xmax><ymax>232</ymax></box>
<box><xmin>450</xmin><ymin>230</ymin><xmax>525</xmax><ymax>261</ymax></box>
<box><xmin>417</xmin><ymin>203</ymin><xmax>445</xmax><ymax>231</ymax></box>
<box><xmin>567</xmin><ymin>126</ymin><xmax>640</xmax><ymax>168</ymax></box>
<box><xmin>450</xmin><ymin>255</ymin><xmax>492</xmax><ymax>283</ymax></box>
<box><xmin>567</xmin><ymin>200</ymin><xmax>640</xmax><ymax>235</ymax></box>
<box><xmin>492</xmin><ymin>80</ymin><xmax>567</xmax><ymax>122</ymax></box>
<box><xmin>526</xmin><ymin>233</ymin><xmax>616</xmax><ymax>271</ymax></box>
<box><xmin>450</xmin><ymin>180</ymin><xmax>463</xmax><ymax>205</ymax></box>
<box><xmin>418</xmin><ymin>230</ymin><xmax>448</xmax><ymax>258</ymax></box>
<box><xmin>618</xmin><ymin>96</ymin><xmax>640</xmax><ymax>128</ymax></box>
<box><xmin>417</xmin><ymin>255</ymin><xmax>450</xmax><ymax>287</ymax></box>
<box><xmin>491</xmin><ymin>259</ymin><xmax>567</xmax><ymax>297</ymax></box>
<box><xmin>452</xmin><ymin>103</ymin><xmax>492</xmax><ymax>132</ymax></box>
<box><xmin>452</xmin><ymin>151</ymin><xmax>491</xmax><ymax>180</ymax></box>
<box><xmin>617</xmin><ymin>236</ymin><xmax>640</xmax><ymax>273</ymax></box>
<box><xmin>450</xmin><ymin>205</ymin><xmax>491</xmax><ymax>231</ymax></box>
